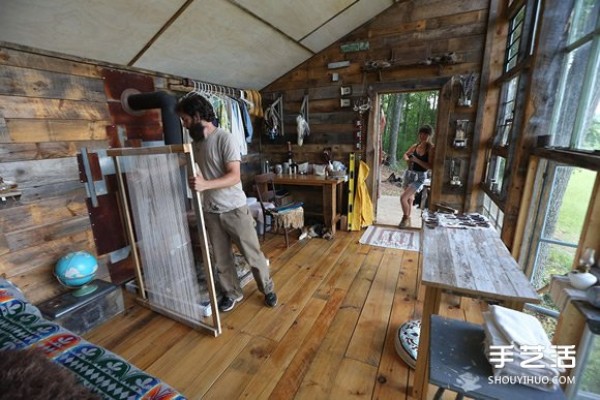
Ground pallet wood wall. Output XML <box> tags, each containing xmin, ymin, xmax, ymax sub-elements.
<box><xmin>261</xmin><ymin>0</ymin><xmax>490</xmax><ymax>213</ymax></box>
<box><xmin>0</xmin><ymin>47</ymin><xmax>112</xmax><ymax>303</ymax></box>
<box><xmin>0</xmin><ymin>48</ymin><xmax>183</xmax><ymax>302</ymax></box>
<box><xmin>0</xmin><ymin>46</ymin><xmax>264</xmax><ymax>303</ymax></box>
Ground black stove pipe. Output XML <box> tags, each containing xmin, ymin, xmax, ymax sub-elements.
<box><xmin>122</xmin><ymin>90</ymin><xmax>182</xmax><ymax>145</ymax></box>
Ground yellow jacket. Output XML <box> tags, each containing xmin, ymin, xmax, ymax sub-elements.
<box><xmin>350</xmin><ymin>160</ymin><xmax>374</xmax><ymax>230</ymax></box>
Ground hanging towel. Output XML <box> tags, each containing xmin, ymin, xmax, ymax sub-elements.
<box><xmin>350</xmin><ymin>160</ymin><xmax>374</xmax><ymax>231</ymax></box>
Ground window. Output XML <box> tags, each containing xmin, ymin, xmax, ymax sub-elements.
<box><xmin>482</xmin><ymin>0</ymin><xmax>539</xmax><ymax>203</ymax></box>
<box><xmin>485</xmin><ymin>155</ymin><xmax>507</xmax><ymax>195</ymax></box>
<box><xmin>494</xmin><ymin>77</ymin><xmax>519</xmax><ymax>147</ymax></box>
<box><xmin>523</xmin><ymin>163</ymin><xmax>595</xmax><ymax>293</ymax></box>
<box><xmin>549</xmin><ymin>0</ymin><xmax>600</xmax><ymax>151</ymax></box>
<box><xmin>505</xmin><ymin>6</ymin><xmax>527</xmax><ymax>72</ymax></box>
<box><xmin>482</xmin><ymin>193</ymin><xmax>504</xmax><ymax>233</ymax></box>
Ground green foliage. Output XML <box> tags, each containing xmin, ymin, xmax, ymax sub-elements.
<box><xmin>381</xmin><ymin>90</ymin><xmax>439</xmax><ymax>168</ymax></box>
<box><xmin>554</xmin><ymin>168</ymin><xmax>595</xmax><ymax>243</ymax></box>
<box><xmin>581</xmin><ymin>336</ymin><xmax>600</xmax><ymax>394</ymax></box>
<box><xmin>583</xmin><ymin>118</ymin><xmax>600</xmax><ymax>150</ymax></box>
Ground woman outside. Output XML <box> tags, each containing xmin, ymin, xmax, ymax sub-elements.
<box><xmin>399</xmin><ymin>125</ymin><xmax>435</xmax><ymax>228</ymax></box>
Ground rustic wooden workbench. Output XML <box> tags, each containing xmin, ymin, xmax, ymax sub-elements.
<box><xmin>273</xmin><ymin>174</ymin><xmax>344</xmax><ymax>234</ymax></box>
<box><xmin>412</xmin><ymin>223</ymin><xmax>540</xmax><ymax>399</ymax></box>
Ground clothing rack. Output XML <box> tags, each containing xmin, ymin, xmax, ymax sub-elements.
<box><xmin>179</xmin><ymin>78</ymin><xmax>243</xmax><ymax>99</ymax></box>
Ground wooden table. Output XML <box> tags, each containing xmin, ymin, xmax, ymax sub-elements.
<box><xmin>273</xmin><ymin>174</ymin><xmax>344</xmax><ymax>234</ymax></box>
<box><xmin>412</xmin><ymin>224</ymin><xmax>540</xmax><ymax>399</ymax></box>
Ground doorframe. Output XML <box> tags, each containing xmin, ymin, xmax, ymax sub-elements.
<box><xmin>364</xmin><ymin>77</ymin><xmax>453</xmax><ymax>219</ymax></box>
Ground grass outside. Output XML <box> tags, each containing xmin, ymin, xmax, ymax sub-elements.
<box><xmin>542</xmin><ymin>168</ymin><xmax>596</xmax><ymax>285</ymax></box>
<box><xmin>538</xmin><ymin>167</ymin><xmax>599</xmax><ymax>395</ymax></box>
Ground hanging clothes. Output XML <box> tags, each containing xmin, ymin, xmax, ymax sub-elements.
<box><xmin>183</xmin><ymin>87</ymin><xmax>252</xmax><ymax>154</ymax></box>
<box><xmin>238</xmin><ymin>99</ymin><xmax>254</xmax><ymax>143</ymax></box>
<box><xmin>229</xmin><ymin>98</ymin><xmax>247</xmax><ymax>156</ymax></box>
<box><xmin>350</xmin><ymin>160</ymin><xmax>374</xmax><ymax>230</ymax></box>
<box><xmin>247</xmin><ymin>90</ymin><xmax>263</xmax><ymax>118</ymax></box>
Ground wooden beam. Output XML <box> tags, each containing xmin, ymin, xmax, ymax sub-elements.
<box><xmin>532</xmin><ymin>148</ymin><xmax>600</xmax><ymax>171</ymax></box>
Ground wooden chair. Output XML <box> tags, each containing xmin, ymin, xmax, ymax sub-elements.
<box><xmin>254</xmin><ymin>173</ymin><xmax>302</xmax><ymax>247</ymax></box>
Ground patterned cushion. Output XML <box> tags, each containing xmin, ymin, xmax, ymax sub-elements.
<box><xmin>0</xmin><ymin>279</ymin><xmax>186</xmax><ymax>400</ymax></box>
<box><xmin>394</xmin><ymin>319</ymin><xmax>421</xmax><ymax>369</ymax></box>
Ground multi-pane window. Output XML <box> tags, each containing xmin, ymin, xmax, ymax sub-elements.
<box><xmin>482</xmin><ymin>193</ymin><xmax>504</xmax><ymax>233</ymax></box>
<box><xmin>494</xmin><ymin>77</ymin><xmax>520</xmax><ymax>147</ymax></box>
<box><xmin>549</xmin><ymin>0</ymin><xmax>600</xmax><ymax>150</ymax></box>
<box><xmin>485</xmin><ymin>155</ymin><xmax>507</xmax><ymax>194</ymax></box>
<box><xmin>483</xmin><ymin>1</ymin><xmax>537</xmax><ymax>201</ymax></box>
<box><xmin>517</xmin><ymin>6</ymin><xmax>600</xmax><ymax>390</ymax></box>
<box><xmin>524</xmin><ymin>164</ymin><xmax>595</xmax><ymax>291</ymax></box>
<box><xmin>505</xmin><ymin>6</ymin><xmax>526</xmax><ymax>72</ymax></box>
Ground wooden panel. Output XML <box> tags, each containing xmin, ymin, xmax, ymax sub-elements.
<box><xmin>14</xmin><ymin>180</ymin><xmax>85</xmax><ymax>203</ymax></box>
<box><xmin>0</xmin><ymin>186</ymin><xmax>87</xmax><ymax>233</ymax></box>
<box><xmin>0</xmin><ymin>95</ymin><xmax>110</xmax><ymax>120</ymax></box>
<box><xmin>0</xmin><ymin>140</ymin><xmax>108</xmax><ymax>161</ymax></box>
<box><xmin>1</xmin><ymin>119</ymin><xmax>110</xmax><ymax>143</ymax></box>
<box><xmin>0</xmin><ymin>65</ymin><xmax>106</xmax><ymax>101</ymax></box>
<box><xmin>202</xmin><ymin>336</ymin><xmax>278</xmax><ymax>399</ymax></box>
<box><xmin>346</xmin><ymin>248</ymin><xmax>396</xmax><ymax>366</ymax></box>
<box><xmin>421</xmin><ymin>226</ymin><xmax>539</xmax><ymax>303</ymax></box>
<box><xmin>0</xmin><ymin>47</ymin><xmax>102</xmax><ymax>78</ymax></box>
<box><xmin>330</xmin><ymin>358</ymin><xmax>378</xmax><ymax>399</ymax></box>
<box><xmin>3</xmin><ymin>215</ymin><xmax>91</xmax><ymax>252</ymax></box>
<box><xmin>0</xmin><ymin>157</ymin><xmax>80</xmax><ymax>187</ymax></box>
<box><xmin>409</xmin><ymin>0</ymin><xmax>488</xmax><ymax>21</ymax></box>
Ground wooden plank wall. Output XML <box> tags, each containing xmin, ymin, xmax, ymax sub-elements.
<box><xmin>0</xmin><ymin>45</ymin><xmax>265</xmax><ymax>303</ymax></box>
<box><xmin>0</xmin><ymin>47</ymin><xmax>112</xmax><ymax>303</ymax></box>
<box><xmin>261</xmin><ymin>0</ymin><xmax>490</xmax><ymax>212</ymax></box>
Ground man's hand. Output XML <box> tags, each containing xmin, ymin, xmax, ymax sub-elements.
<box><xmin>189</xmin><ymin>173</ymin><xmax>207</xmax><ymax>192</ymax></box>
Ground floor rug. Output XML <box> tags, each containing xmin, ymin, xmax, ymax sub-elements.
<box><xmin>359</xmin><ymin>225</ymin><xmax>420</xmax><ymax>251</ymax></box>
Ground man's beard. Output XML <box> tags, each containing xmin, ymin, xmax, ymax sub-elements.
<box><xmin>189</xmin><ymin>123</ymin><xmax>205</xmax><ymax>142</ymax></box>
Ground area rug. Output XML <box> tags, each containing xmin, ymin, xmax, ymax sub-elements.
<box><xmin>359</xmin><ymin>225</ymin><xmax>420</xmax><ymax>251</ymax></box>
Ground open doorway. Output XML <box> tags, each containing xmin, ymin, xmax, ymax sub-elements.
<box><xmin>375</xmin><ymin>90</ymin><xmax>439</xmax><ymax>227</ymax></box>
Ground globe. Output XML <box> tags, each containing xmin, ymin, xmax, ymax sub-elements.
<box><xmin>54</xmin><ymin>251</ymin><xmax>98</xmax><ymax>297</ymax></box>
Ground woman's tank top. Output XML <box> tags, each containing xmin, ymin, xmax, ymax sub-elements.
<box><xmin>410</xmin><ymin>145</ymin><xmax>429</xmax><ymax>172</ymax></box>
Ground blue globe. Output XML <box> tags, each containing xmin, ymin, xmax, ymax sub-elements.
<box><xmin>55</xmin><ymin>251</ymin><xmax>98</xmax><ymax>296</ymax></box>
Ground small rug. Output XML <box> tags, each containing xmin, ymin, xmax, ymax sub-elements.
<box><xmin>359</xmin><ymin>225</ymin><xmax>420</xmax><ymax>251</ymax></box>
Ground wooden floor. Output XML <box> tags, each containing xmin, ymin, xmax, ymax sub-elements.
<box><xmin>85</xmin><ymin>229</ymin><xmax>485</xmax><ymax>400</ymax></box>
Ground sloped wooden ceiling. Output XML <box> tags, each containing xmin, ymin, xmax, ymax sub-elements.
<box><xmin>0</xmin><ymin>0</ymin><xmax>394</xmax><ymax>89</ymax></box>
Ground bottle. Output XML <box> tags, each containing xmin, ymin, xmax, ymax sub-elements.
<box><xmin>287</xmin><ymin>141</ymin><xmax>297</xmax><ymax>175</ymax></box>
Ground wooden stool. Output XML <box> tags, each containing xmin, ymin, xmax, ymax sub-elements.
<box><xmin>429</xmin><ymin>315</ymin><xmax>566</xmax><ymax>400</ymax></box>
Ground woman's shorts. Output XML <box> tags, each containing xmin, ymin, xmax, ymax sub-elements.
<box><xmin>402</xmin><ymin>170</ymin><xmax>427</xmax><ymax>191</ymax></box>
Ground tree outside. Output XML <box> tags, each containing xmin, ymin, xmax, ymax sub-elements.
<box><xmin>380</xmin><ymin>90</ymin><xmax>439</xmax><ymax>175</ymax></box>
